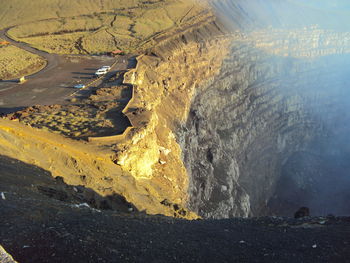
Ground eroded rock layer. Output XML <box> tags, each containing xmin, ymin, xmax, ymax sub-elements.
<box><xmin>179</xmin><ymin>44</ymin><xmax>350</xmax><ymax>218</ymax></box>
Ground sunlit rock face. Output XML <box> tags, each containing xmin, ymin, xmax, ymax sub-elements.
<box><xmin>1</xmin><ymin>0</ymin><xmax>350</xmax><ymax>219</ymax></box>
<box><xmin>0</xmin><ymin>245</ymin><xmax>17</xmax><ymax>263</ymax></box>
<box><xmin>177</xmin><ymin>0</ymin><xmax>350</xmax><ymax>218</ymax></box>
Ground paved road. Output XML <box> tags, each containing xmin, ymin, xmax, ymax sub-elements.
<box><xmin>71</xmin><ymin>56</ymin><xmax>133</xmax><ymax>100</ymax></box>
<box><xmin>0</xmin><ymin>29</ymin><xmax>126</xmax><ymax>113</ymax></box>
<box><xmin>0</xmin><ymin>28</ymin><xmax>59</xmax><ymax>76</ymax></box>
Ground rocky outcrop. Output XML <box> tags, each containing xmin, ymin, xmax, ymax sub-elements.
<box><xmin>178</xmin><ymin>42</ymin><xmax>350</xmax><ymax>217</ymax></box>
<box><xmin>0</xmin><ymin>11</ymin><xmax>230</xmax><ymax>220</ymax></box>
<box><xmin>112</xmin><ymin>19</ymin><xmax>231</xmax><ymax>216</ymax></box>
<box><xmin>0</xmin><ymin>118</ymin><xmax>195</xmax><ymax>218</ymax></box>
<box><xmin>113</xmin><ymin>15</ymin><xmax>350</xmax><ymax>218</ymax></box>
<box><xmin>175</xmin><ymin>17</ymin><xmax>350</xmax><ymax>217</ymax></box>
<box><xmin>0</xmin><ymin>245</ymin><xmax>17</xmax><ymax>263</ymax></box>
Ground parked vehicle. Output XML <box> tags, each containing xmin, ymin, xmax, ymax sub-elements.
<box><xmin>74</xmin><ymin>84</ymin><xmax>85</xmax><ymax>89</ymax></box>
<box><xmin>94</xmin><ymin>68</ymin><xmax>108</xmax><ymax>77</ymax></box>
<box><xmin>100</xmin><ymin>66</ymin><xmax>111</xmax><ymax>71</ymax></box>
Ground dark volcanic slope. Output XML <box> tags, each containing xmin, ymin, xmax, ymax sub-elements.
<box><xmin>1</xmin><ymin>155</ymin><xmax>350</xmax><ymax>263</ymax></box>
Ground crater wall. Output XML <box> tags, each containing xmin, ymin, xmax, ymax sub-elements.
<box><xmin>179</xmin><ymin>43</ymin><xmax>350</xmax><ymax>217</ymax></box>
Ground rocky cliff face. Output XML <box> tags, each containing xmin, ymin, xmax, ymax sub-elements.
<box><xmin>0</xmin><ymin>15</ymin><xmax>231</xmax><ymax>219</ymax></box>
<box><xmin>179</xmin><ymin>42</ymin><xmax>350</xmax><ymax>218</ymax></box>
<box><xmin>174</xmin><ymin>1</ymin><xmax>350</xmax><ymax>218</ymax></box>
<box><xmin>1</xmin><ymin>0</ymin><xmax>350</xmax><ymax>219</ymax></box>
<box><xmin>118</xmin><ymin>16</ymin><xmax>350</xmax><ymax>218</ymax></box>
<box><xmin>112</xmin><ymin>19</ymin><xmax>232</xmax><ymax>218</ymax></box>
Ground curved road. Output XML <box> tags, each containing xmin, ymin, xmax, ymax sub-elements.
<box><xmin>0</xmin><ymin>28</ymin><xmax>59</xmax><ymax>78</ymax></box>
<box><xmin>0</xmin><ymin>28</ymin><xmax>124</xmax><ymax>114</ymax></box>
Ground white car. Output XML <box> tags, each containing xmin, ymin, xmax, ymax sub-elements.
<box><xmin>74</xmin><ymin>84</ymin><xmax>85</xmax><ymax>89</ymax></box>
<box><xmin>100</xmin><ymin>66</ymin><xmax>111</xmax><ymax>71</ymax></box>
<box><xmin>94</xmin><ymin>68</ymin><xmax>108</xmax><ymax>77</ymax></box>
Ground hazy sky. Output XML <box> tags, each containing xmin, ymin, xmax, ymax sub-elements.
<box><xmin>291</xmin><ymin>0</ymin><xmax>350</xmax><ymax>10</ymax></box>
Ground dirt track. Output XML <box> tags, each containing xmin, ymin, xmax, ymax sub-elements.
<box><xmin>0</xmin><ymin>29</ymin><xmax>127</xmax><ymax>113</ymax></box>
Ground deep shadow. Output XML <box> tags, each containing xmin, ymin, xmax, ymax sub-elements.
<box><xmin>71</xmin><ymin>72</ymin><xmax>94</xmax><ymax>76</ymax></box>
<box><xmin>73</xmin><ymin>88</ymin><xmax>94</xmax><ymax>99</ymax></box>
<box><xmin>121</xmin><ymin>87</ymin><xmax>132</xmax><ymax>98</ymax></box>
<box><xmin>0</xmin><ymin>79</ymin><xmax>18</xmax><ymax>83</ymax></box>
<box><xmin>105</xmin><ymin>70</ymin><xmax>127</xmax><ymax>86</ymax></box>
<box><xmin>127</xmin><ymin>56</ymin><xmax>137</xmax><ymax>69</ymax></box>
<box><xmin>0</xmin><ymin>106</ymin><xmax>26</xmax><ymax>114</ymax></box>
<box><xmin>268</xmin><ymin>149</ymin><xmax>350</xmax><ymax>216</ymax></box>
<box><xmin>72</xmin><ymin>76</ymin><xmax>92</xmax><ymax>80</ymax></box>
<box><xmin>105</xmin><ymin>107</ymin><xmax>132</xmax><ymax>134</ymax></box>
<box><xmin>1</xmin><ymin>152</ymin><xmax>350</xmax><ymax>263</ymax></box>
<box><xmin>0</xmin><ymin>154</ymin><xmax>137</xmax><ymax>213</ymax></box>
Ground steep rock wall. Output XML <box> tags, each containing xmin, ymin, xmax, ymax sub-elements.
<box><xmin>2</xmin><ymin>0</ymin><xmax>350</xmax><ymax>219</ymax></box>
<box><xmin>0</xmin><ymin>119</ymin><xmax>168</xmax><ymax>215</ymax></box>
<box><xmin>113</xmin><ymin>19</ymin><xmax>231</xmax><ymax>216</ymax></box>
<box><xmin>0</xmin><ymin>12</ymin><xmax>230</xmax><ymax>219</ymax></box>
<box><xmin>108</xmin><ymin>7</ymin><xmax>350</xmax><ymax>218</ymax></box>
<box><xmin>178</xmin><ymin>34</ymin><xmax>350</xmax><ymax>218</ymax></box>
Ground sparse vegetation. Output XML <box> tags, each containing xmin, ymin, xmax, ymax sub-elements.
<box><xmin>20</xmin><ymin>104</ymin><xmax>115</xmax><ymax>138</ymax></box>
<box><xmin>16</xmin><ymin>85</ymin><xmax>132</xmax><ymax>139</ymax></box>
<box><xmin>0</xmin><ymin>38</ymin><xmax>46</xmax><ymax>79</ymax></box>
<box><xmin>2</xmin><ymin>0</ymin><xmax>207</xmax><ymax>54</ymax></box>
<box><xmin>19</xmin><ymin>32</ymin><xmax>88</xmax><ymax>54</ymax></box>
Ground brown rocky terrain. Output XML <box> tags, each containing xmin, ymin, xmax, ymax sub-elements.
<box><xmin>1</xmin><ymin>0</ymin><xmax>350</xmax><ymax>261</ymax></box>
<box><xmin>1</xmin><ymin>155</ymin><xmax>350</xmax><ymax>262</ymax></box>
<box><xmin>0</xmin><ymin>6</ymin><xmax>230</xmax><ymax>219</ymax></box>
<box><xmin>2</xmin><ymin>0</ymin><xmax>350</xmax><ymax>219</ymax></box>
